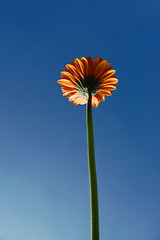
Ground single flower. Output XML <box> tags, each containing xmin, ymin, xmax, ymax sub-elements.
<box><xmin>57</xmin><ymin>57</ymin><xmax>118</xmax><ymax>107</ymax></box>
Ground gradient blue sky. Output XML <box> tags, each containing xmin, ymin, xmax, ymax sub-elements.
<box><xmin>0</xmin><ymin>0</ymin><xmax>160</xmax><ymax>240</ymax></box>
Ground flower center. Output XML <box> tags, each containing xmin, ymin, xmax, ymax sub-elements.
<box><xmin>76</xmin><ymin>76</ymin><xmax>100</xmax><ymax>98</ymax></box>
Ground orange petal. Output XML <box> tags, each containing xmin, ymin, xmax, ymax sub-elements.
<box><xmin>79</xmin><ymin>97</ymin><xmax>88</xmax><ymax>105</ymax></box>
<box><xmin>81</xmin><ymin>57</ymin><xmax>89</xmax><ymax>76</ymax></box>
<box><xmin>98</xmin><ymin>89</ymin><xmax>112</xmax><ymax>96</ymax></box>
<box><xmin>91</xmin><ymin>57</ymin><xmax>102</xmax><ymax>75</ymax></box>
<box><xmin>63</xmin><ymin>91</ymin><xmax>74</xmax><ymax>96</ymax></box>
<box><xmin>95</xmin><ymin>60</ymin><xmax>110</xmax><ymax>79</ymax></box>
<box><xmin>100</xmin><ymin>85</ymin><xmax>117</xmax><ymax>91</ymax></box>
<box><xmin>86</xmin><ymin>57</ymin><xmax>93</xmax><ymax>75</ymax></box>
<box><xmin>68</xmin><ymin>93</ymin><xmax>80</xmax><ymax>102</ymax></box>
<box><xmin>74</xmin><ymin>58</ymin><xmax>85</xmax><ymax>77</ymax></box>
<box><xmin>100</xmin><ymin>70</ymin><xmax>116</xmax><ymax>80</ymax></box>
<box><xmin>61</xmin><ymin>87</ymin><xmax>76</xmax><ymax>96</ymax></box>
<box><xmin>71</xmin><ymin>59</ymin><xmax>76</xmax><ymax>67</ymax></box>
<box><xmin>73</xmin><ymin>96</ymin><xmax>85</xmax><ymax>105</ymax></box>
<box><xmin>61</xmin><ymin>86</ymin><xmax>75</xmax><ymax>91</ymax></box>
<box><xmin>98</xmin><ymin>64</ymin><xmax>111</xmax><ymax>81</ymax></box>
<box><xmin>61</xmin><ymin>71</ymin><xmax>77</xmax><ymax>83</ymax></box>
<box><xmin>65</xmin><ymin>92</ymin><xmax>76</xmax><ymax>98</ymax></box>
<box><xmin>95</xmin><ymin>93</ymin><xmax>105</xmax><ymax>101</ymax></box>
<box><xmin>57</xmin><ymin>79</ymin><xmax>76</xmax><ymax>87</ymax></box>
<box><xmin>92</xmin><ymin>96</ymin><xmax>100</xmax><ymax>107</ymax></box>
<box><xmin>105</xmin><ymin>91</ymin><xmax>112</xmax><ymax>96</ymax></box>
<box><xmin>66</xmin><ymin>64</ymin><xmax>81</xmax><ymax>80</ymax></box>
<box><xmin>101</xmin><ymin>77</ymin><xmax>118</xmax><ymax>84</ymax></box>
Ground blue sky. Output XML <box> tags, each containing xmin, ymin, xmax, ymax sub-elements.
<box><xmin>0</xmin><ymin>0</ymin><xmax>160</xmax><ymax>240</ymax></box>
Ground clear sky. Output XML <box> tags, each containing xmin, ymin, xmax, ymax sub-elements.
<box><xmin>0</xmin><ymin>0</ymin><xmax>160</xmax><ymax>240</ymax></box>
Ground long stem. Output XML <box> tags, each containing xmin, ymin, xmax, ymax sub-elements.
<box><xmin>86</xmin><ymin>94</ymin><xmax>99</xmax><ymax>240</ymax></box>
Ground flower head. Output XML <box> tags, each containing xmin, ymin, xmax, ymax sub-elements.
<box><xmin>57</xmin><ymin>57</ymin><xmax>118</xmax><ymax>107</ymax></box>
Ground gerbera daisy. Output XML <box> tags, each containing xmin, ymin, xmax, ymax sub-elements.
<box><xmin>57</xmin><ymin>57</ymin><xmax>118</xmax><ymax>107</ymax></box>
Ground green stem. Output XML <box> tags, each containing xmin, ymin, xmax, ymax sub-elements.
<box><xmin>86</xmin><ymin>94</ymin><xmax>99</xmax><ymax>240</ymax></box>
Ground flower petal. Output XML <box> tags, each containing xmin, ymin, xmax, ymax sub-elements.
<box><xmin>101</xmin><ymin>77</ymin><xmax>118</xmax><ymax>84</ymax></box>
<box><xmin>98</xmin><ymin>89</ymin><xmax>112</xmax><ymax>96</ymax></box>
<box><xmin>91</xmin><ymin>57</ymin><xmax>102</xmax><ymax>75</ymax></box>
<box><xmin>68</xmin><ymin>93</ymin><xmax>80</xmax><ymax>101</ymax></box>
<box><xmin>61</xmin><ymin>71</ymin><xmax>77</xmax><ymax>83</ymax></box>
<box><xmin>100</xmin><ymin>70</ymin><xmax>116</xmax><ymax>80</ymax></box>
<box><xmin>57</xmin><ymin>79</ymin><xmax>76</xmax><ymax>87</ymax></box>
<box><xmin>66</xmin><ymin>64</ymin><xmax>81</xmax><ymax>80</ymax></box>
<box><xmin>95</xmin><ymin>60</ymin><xmax>110</xmax><ymax>79</ymax></box>
<box><xmin>101</xmin><ymin>83</ymin><xmax>117</xmax><ymax>90</ymax></box>
<box><xmin>74</xmin><ymin>58</ymin><xmax>85</xmax><ymax>77</ymax></box>
<box><xmin>79</xmin><ymin>98</ymin><xmax>88</xmax><ymax>105</ymax></box>
<box><xmin>81</xmin><ymin>57</ymin><xmax>90</xmax><ymax>76</ymax></box>
<box><xmin>61</xmin><ymin>87</ymin><xmax>76</xmax><ymax>96</ymax></box>
<box><xmin>94</xmin><ymin>93</ymin><xmax>105</xmax><ymax>102</ymax></box>
<box><xmin>86</xmin><ymin>57</ymin><xmax>92</xmax><ymax>73</ymax></box>
<box><xmin>92</xmin><ymin>96</ymin><xmax>100</xmax><ymax>108</ymax></box>
<box><xmin>73</xmin><ymin>96</ymin><xmax>85</xmax><ymax>105</ymax></box>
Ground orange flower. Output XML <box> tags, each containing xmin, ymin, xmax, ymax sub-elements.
<box><xmin>57</xmin><ymin>57</ymin><xmax>118</xmax><ymax>107</ymax></box>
